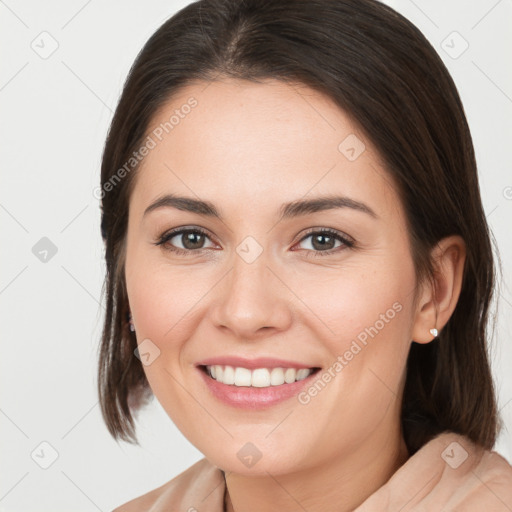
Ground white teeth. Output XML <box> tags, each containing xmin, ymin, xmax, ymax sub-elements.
<box><xmin>284</xmin><ymin>368</ymin><xmax>296</xmax><ymax>384</ymax></box>
<box><xmin>270</xmin><ymin>367</ymin><xmax>285</xmax><ymax>386</ymax></box>
<box><xmin>251</xmin><ymin>368</ymin><xmax>270</xmax><ymax>387</ymax></box>
<box><xmin>223</xmin><ymin>365</ymin><xmax>235</xmax><ymax>385</ymax></box>
<box><xmin>234</xmin><ymin>367</ymin><xmax>252</xmax><ymax>386</ymax></box>
<box><xmin>296</xmin><ymin>368</ymin><xmax>311</xmax><ymax>381</ymax></box>
<box><xmin>206</xmin><ymin>365</ymin><xmax>314</xmax><ymax>387</ymax></box>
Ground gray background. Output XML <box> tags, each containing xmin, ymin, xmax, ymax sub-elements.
<box><xmin>1</xmin><ymin>0</ymin><xmax>511</xmax><ymax>510</ymax></box>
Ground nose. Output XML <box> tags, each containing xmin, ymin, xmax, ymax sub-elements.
<box><xmin>210</xmin><ymin>250</ymin><xmax>293</xmax><ymax>340</ymax></box>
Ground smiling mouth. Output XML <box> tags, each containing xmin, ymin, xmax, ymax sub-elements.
<box><xmin>199</xmin><ymin>365</ymin><xmax>321</xmax><ymax>388</ymax></box>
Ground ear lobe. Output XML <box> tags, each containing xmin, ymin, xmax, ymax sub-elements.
<box><xmin>411</xmin><ymin>235</ymin><xmax>466</xmax><ymax>344</ymax></box>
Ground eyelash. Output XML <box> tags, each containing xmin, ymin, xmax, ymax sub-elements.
<box><xmin>154</xmin><ymin>226</ymin><xmax>355</xmax><ymax>258</ymax></box>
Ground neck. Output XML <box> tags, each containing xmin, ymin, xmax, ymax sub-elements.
<box><xmin>224</xmin><ymin>427</ymin><xmax>409</xmax><ymax>512</ymax></box>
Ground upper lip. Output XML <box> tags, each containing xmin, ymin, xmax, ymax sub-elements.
<box><xmin>196</xmin><ymin>356</ymin><xmax>319</xmax><ymax>370</ymax></box>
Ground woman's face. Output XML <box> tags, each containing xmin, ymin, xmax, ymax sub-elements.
<box><xmin>125</xmin><ymin>78</ymin><xmax>419</xmax><ymax>476</ymax></box>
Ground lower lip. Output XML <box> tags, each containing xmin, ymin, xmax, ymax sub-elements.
<box><xmin>197</xmin><ymin>366</ymin><xmax>319</xmax><ymax>410</ymax></box>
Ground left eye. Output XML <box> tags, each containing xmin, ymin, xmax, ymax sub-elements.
<box><xmin>294</xmin><ymin>229</ymin><xmax>354</xmax><ymax>255</ymax></box>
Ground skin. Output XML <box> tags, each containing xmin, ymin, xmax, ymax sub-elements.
<box><xmin>123</xmin><ymin>78</ymin><xmax>466</xmax><ymax>512</ymax></box>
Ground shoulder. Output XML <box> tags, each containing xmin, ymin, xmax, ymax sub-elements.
<box><xmin>422</xmin><ymin>431</ymin><xmax>512</xmax><ymax>486</ymax></box>
<box><xmin>454</xmin><ymin>435</ymin><xmax>512</xmax><ymax>510</ymax></box>
<box><xmin>409</xmin><ymin>432</ymin><xmax>512</xmax><ymax>509</ymax></box>
<box><xmin>112</xmin><ymin>457</ymin><xmax>226</xmax><ymax>512</ymax></box>
<box><xmin>356</xmin><ymin>431</ymin><xmax>512</xmax><ymax>511</ymax></box>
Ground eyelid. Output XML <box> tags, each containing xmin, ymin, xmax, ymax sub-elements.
<box><xmin>155</xmin><ymin>225</ymin><xmax>218</xmax><ymax>250</ymax></box>
<box><xmin>295</xmin><ymin>226</ymin><xmax>355</xmax><ymax>246</ymax></box>
<box><xmin>292</xmin><ymin>227</ymin><xmax>355</xmax><ymax>257</ymax></box>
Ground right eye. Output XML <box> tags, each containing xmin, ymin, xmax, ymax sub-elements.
<box><xmin>155</xmin><ymin>227</ymin><xmax>218</xmax><ymax>255</ymax></box>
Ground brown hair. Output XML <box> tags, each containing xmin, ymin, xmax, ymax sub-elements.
<box><xmin>97</xmin><ymin>0</ymin><xmax>501</xmax><ymax>454</ymax></box>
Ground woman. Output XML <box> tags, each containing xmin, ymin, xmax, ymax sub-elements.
<box><xmin>97</xmin><ymin>0</ymin><xmax>512</xmax><ymax>510</ymax></box>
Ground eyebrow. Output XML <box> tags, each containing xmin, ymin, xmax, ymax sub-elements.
<box><xmin>143</xmin><ymin>194</ymin><xmax>378</xmax><ymax>220</ymax></box>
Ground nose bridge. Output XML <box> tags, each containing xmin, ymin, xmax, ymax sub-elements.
<box><xmin>212</xmin><ymin>237</ymin><xmax>292</xmax><ymax>337</ymax></box>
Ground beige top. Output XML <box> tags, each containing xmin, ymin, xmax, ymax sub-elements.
<box><xmin>113</xmin><ymin>432</ymin><xmax>512</xmax><ymax>511</ymax></box>
<box><xmin>113</xmin><ymin>457</ymin><xmax>226</xmax><ymax>512</ymax></box>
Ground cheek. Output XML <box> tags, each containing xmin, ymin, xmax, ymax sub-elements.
<box><xmin>298</xmin><ymin>254</ymin><xmax>415</xmax><ymax>409</ymax></box>
<box><xmin>291</xmin><ymin>263</ymin><xmax>414</xmax><ymax>446</ymax></box>
<box><xmin>125</xmin><ymin>234</ymin><xmax>209</xmax><ymax>334</ymax></box>
<box><xmin>124</xmin><ymin>257</ymin><xmax>209</xmax><ymax>418</ymax></box>
<box><xmin>125</xmin><ymin>252</ymin><xmax>219</xmax><ymax>381</ymax></box>
<box><xmin>303</xmin><ymin>258</ymin><xmax>413</xmax><ymax>350</ymax></box>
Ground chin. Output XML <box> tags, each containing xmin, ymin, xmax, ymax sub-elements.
<box><xmin>201</xmin><ymin>439</ymin><xmax>313</xmax><ymax>477</ymax></box>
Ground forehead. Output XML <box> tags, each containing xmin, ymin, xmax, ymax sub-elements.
<box><xmin>131</xmin><ymin>78</ymin><xmax>401</xmax><ymax>223</ymax></box>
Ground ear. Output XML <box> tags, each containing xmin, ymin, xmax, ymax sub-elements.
<box><xmin>411</xmin><ymin>235</ymin><xmax>466</xmax><ymax>344</ymax></box>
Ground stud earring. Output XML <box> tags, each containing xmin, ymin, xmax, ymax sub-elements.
<box><xmin>127</xmin><ymin>312</ymin><xmax>135</xmax><ymax>332</ymax></box>
<box><xmin>429</xmin><ymin>328</ymin><xmax>438</xmax><ymax>337</ymax></box>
